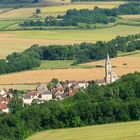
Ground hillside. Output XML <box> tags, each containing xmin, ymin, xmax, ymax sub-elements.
<box><xmin>27</xmin><ymin>121</ymin><xmax>140</xmax><ymax>140</ymax></box>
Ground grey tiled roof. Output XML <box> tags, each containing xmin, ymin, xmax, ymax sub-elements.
<box><xmin>23</xmin><ymin>94</ymin><xmax>31</xmax><ymax>99</ymax></box>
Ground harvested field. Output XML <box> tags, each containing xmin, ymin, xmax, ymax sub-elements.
<box><xmin>120</xmin><ymin>14</ymin><xmax>140</xmax><ymax>20</ymax></box>
<box><xmin>81</xmin><ymin>55</ymin><xmax>140</xmax><ymax>69</ymax></box>
<box><xmin>0</xmin><ymin>67</ymin><xmax>139</xmax><ymax>84</ymax></box>
<box><xmin>0</xmin><ymin>8</ymin><xmax>36</xmax><ymax>19</ymax></box>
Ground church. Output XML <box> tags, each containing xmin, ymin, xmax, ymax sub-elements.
<box><xmin>96</xmin><ymin>53</ymin><xmax>118</xmax><ymax>85</ymax></box>
<box><xmin>105</xmin><ymin>53</ymin><xmax>118</xmax><ymax>84</ymax></box>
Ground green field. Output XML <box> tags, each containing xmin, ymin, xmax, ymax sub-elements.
<box><xmin>34</xmin><ymin>60</ymin><xmax>94</xmax><ymax>70</ymax></box>
<box><xmin>27</xmin><ymin>121</ymin><xmax>140</xmax><ymax>140</ymax></box>
<box><xmin>0</xmin><ymin>84</ymin><xmax>36</xmax><ymax>90</ymax></box>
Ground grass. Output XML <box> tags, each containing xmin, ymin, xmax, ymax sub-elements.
<box><xmin>34</xmin><ymin>60</ymin><xmax>94</xmax><ymax>70</ymax></box>
<box><xmin>27</xmin><ymin>121</ymin><xmax>140</xmax><ymax>140</ymax></box>
<box><xmin>118</xmin><ymin>50</ymin><xmax>140</xmax><ymax>57</ymax></box>
<box><xmin>35</xmin><ymin>60</ymin><xmax>75</xmax><ymax>69</ymax></box>
<box><xmin>0</xmin><ymin>84</ymin><xmax>36</xmax><ymax>90</ymax></box>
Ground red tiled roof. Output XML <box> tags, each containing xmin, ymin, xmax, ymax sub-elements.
<box><xmin>0</xmin><ymin>97</ymin><xmax>11</xmax><ymax>103</ymax></box>
<box><xmin>69</xmin><ymin>91</ymin><xmax>77</xmax><ymax>97</ymax></box>
<box><xmin>0</xmin><ymin>104</ymin><xmax>7</xmax><ymax>110</ymax></box>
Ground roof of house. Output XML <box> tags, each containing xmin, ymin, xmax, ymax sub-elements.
<box><xmin>41</xmin><ymin>91</ymin><xmax>52</xmax><ymax>95</ymax></box>
<box><xmin>27</xmin><ymin>91</ymin><xmax>38</xmax><ymax>96</ymax></box>
<box><xmin>0</xmin><ymin>97</ymin><xmax>11</xmax><ymax>103</ymax></box>
<box><xmin>0</xmin><ymin>104</ymin><xmax>7</xmax><ymax>110</ymax></box>
<box><xmin>23</xmin><ymin>94</ymin><xmax>32</xmax><ymax>99</ymax></box>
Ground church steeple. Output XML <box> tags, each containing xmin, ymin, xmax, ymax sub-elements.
<box><xmin>106</xmin><ymin>52</ymin><xmax>110</xmax><ymax>62</ymax></box>
<box><xmin>105</xmin><ymin>53</ymin><xmax>112</xmax><ymax>84</ymax></box>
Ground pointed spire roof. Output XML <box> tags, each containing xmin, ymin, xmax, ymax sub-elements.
<box><xmin>106</xmin><ymin>52</ymin><xmax>110</xmax><ymax>61</ymax></box>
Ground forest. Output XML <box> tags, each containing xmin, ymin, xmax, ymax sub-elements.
<box><xmin>1</xmin><ymin>72</ymin><xmax>140</xmax><ymax>140</ymax></box>
<box><xmin>0</xmin><ymin>34</ymin><xmax>140</xmax><ymax>74</ymax></box>
<box><xmin>21</xmin><ymin>3</ymin><xmax>140</xmax><ymax>27</ymax></box>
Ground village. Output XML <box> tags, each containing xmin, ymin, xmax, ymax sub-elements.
<box><xmin>0</xmin><ymin>53</ymin><xmax>118</xmax><ymax>113</ymax></box>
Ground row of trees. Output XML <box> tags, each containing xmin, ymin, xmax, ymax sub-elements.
<box><xmin>21</xmin><ymin>3</ymin><xmax>140</xmax><ymax>27</ymax></box>
<box><xmin>0</xmin><ymin>46</ymin><xmax>41</xmax><ymax>74</ymax></box>
<box><xmin>1</xmin><ymin>72</ymin><xmax>140</xmax><ymax>140</ymax></box>
<box><xmin>0</xmin><ymin>34</ymin><xmax>140</xmax><ymax>74</ymax></box>
<box><xmin>40</xmin><ymin>34</ymin><xmax>140</xmax><ymax>63</ymax></box>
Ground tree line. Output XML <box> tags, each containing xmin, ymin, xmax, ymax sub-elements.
<box><xmin>0</xmin><ymin>46</ymin><xmax>41</xmax><ymax>74</ymax></box>
<box><xmin>0</xmin><ymin>34</ymin><xmax>140</xmax><ymax>74</ymax></box>
<box><xmin>21</xmin><ymin>3</ymin><xmax>140</xmax><ymax>27</ymax></box>
<box><xmin>1</xmin><ymin>72</ymin><xmax>140</xmax><ymax>140</ymax></box>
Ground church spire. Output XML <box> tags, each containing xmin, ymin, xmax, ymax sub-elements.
<box><xmin>106</xmin><ymin>52</ymin><xmax>110</xmax><ymax>62</ymax></box>
<box><xmin>105</xmin><ymin>52</ymin><xmax>112</xmax><ymax>84</ymax></box>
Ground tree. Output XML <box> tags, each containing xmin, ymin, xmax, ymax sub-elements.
<box><xmin>36</xmin><ymin>8</ymin><xmax>41</xmax><ymax>14</ymax></box>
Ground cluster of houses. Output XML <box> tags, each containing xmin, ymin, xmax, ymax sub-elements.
<box><xmin>0</xmin><ymin>53</ymin><xmax>119</xmax><ymax>114</ymax></box>
<box><xmin>0</xmin><ymin>81</ymin><xmax>89</xmax><ymax>113</ymax></box>
<box><xmin>23</xmin><ymin>81</ymin><xmax>89</xmax><ymax>105</ymax></box>
<box><xmin>0</xmin><ymin>89</ymin><xmax>12</xmax><ymax>113</ymax></box>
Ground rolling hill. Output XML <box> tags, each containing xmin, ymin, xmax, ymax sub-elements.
<box><xmin>27</xmin><ymin>121</ymin><xmax>140</xmax><ymax>140</ymax></box>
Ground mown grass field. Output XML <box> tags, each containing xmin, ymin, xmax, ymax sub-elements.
<box><xmin>0</xmin><ymin>84</ymin><xmax>36</xmax><ymax>90</ymax></box>
<box><xmin>0</xmin><ymin>25</ymin><xmax>140</xmax><ymax>58</ymax></box>
<box><xmin>27</xmin><ymin>121</ymin><xmax>140</xmax><ymax>140</ymax></box>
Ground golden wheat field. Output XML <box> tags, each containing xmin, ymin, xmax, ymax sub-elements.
<box><xmin>0</xmin><ymin>54</ymin><xmax>140</xmax><ymax>84</ymax></box>
<box><xmin>81</xmin><ymin>55</ymin><xmax>140</xmax><ymax>69</ymax></box>
<box><xmin>120</xmin><ymin>14</ymin><xmax>140</xmax><ymax>20</ymax></box>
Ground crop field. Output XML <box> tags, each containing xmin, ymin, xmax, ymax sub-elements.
<box><xmin>0</xmin><ymin>53</ymin><xmax>140</xmax><ymax>84</ymax></box>
<box><xmin>0</xmin><ymin>25</ymin><xmax>140</xmax><ymax>58</ymax></box>
<box><xmin>0</xmin><ymin>84</ymin><xmax>36</xmax><ymax>90</ymax></box>
<box><xmin>81</xmin><ymin>54</ymin><xmax>140</xmax><ymax>69</ymax></box>
<box><xmin>0</xmin><ymin>2</ymin><xmax>120</xmax><ymax>19</ymax></box>
<box><xmin>27</xmin><ymin>121</ymin><xmax>140</xmax><ymax>140</ymax></box>
<box><xmin>40</xmin><ymin>2</ymin><xmax>119</xmax><ymax>16</ymax></box>
<box><xmin>120</xmin><ymin>14</ymin><xmax>140</xmax><ymax>21</ymax></box>
<box><xmin>0</xmin><ymin>8</ymin><xmax>36</xmax><ymax>19</ymax></box>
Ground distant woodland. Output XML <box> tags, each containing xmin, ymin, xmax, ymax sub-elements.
<box><xmin>21</xmin><ymin>3</ymin><xmax>140</xmax><ymax>27</ymax></box>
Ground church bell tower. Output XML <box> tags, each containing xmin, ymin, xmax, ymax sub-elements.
<box><xmin>105</xmin><ymin>53</ymin><xmax>112</xmax><ymax>84</ymax></box>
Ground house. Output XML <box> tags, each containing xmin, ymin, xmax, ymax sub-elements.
<box><xmin>78</xmin><ymin>81</ymin><xmax>89</xmax><ymax>89</ymax></box>
<box><xmin>36</xmin><ymin>83</ymin><xmax>48</xmax><ymax>93</ymax></box>
<box><xmin>0</xmin><ymin>89</ymin><xmax>7</xmax><ymax>97</ymax></box>
<box><xmin>0</xmin><ymin>89</ymin><xmax>11</xmax><ymax>113</ymax></box>
<box><xmin>0</xmin><ymin>104</ymin><xmax>9</xmax><ymax>113</ymax></box>
<box><xmin>40</xmin><ymin>91</ymin><xmax>52</xmax><ymax>101</ymax></box>
<box><xmin>23</xmin><ymin>94</ymin><xmax>32</xmax><ymax>105</ymax></box>
<box><xmin>52</xmin><ymin>89</ymin><xmax>64</xmax><ymax>100</ymax></box>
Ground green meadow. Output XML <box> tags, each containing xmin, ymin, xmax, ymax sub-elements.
<box><xmin>27</xmin><ymin>121</ymin><xmax>140</xmax><ymax>140</ymax></box>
